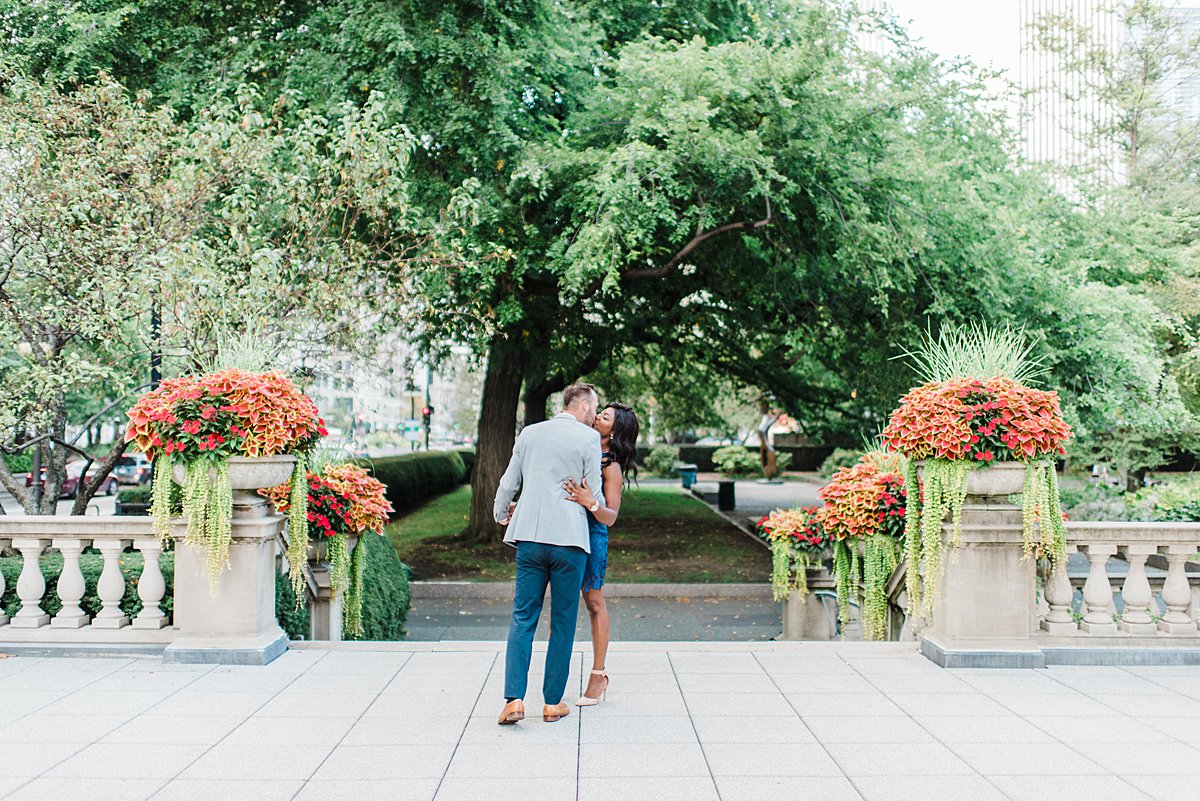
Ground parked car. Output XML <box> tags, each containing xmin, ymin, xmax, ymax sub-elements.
<box><xmin>113</xmin><ymin>453</ymin><xmax>153</xmax><ymax>485</ymax></box>
<box><xmin>25</xmin><ymin>460</ymin><xmax>118</xmax><ymax>499</ymax></box>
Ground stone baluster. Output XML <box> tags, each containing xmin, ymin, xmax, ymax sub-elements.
<box><xmin>1118</xmin><ymin>544</ymin><xmax>1157</xmax><ymax>635</ymax></box>
<box><xmin>0</xmin><ymin>541</ymin><xmax>7</xmax><ymax>626</ymax></box>
<box><xmin>1158</xmin><ymin>544</ymin><xmax>1199</xmax><ymax>636</ymax></box>
<box><xmin>132</xmin><ymin>538</ymin><xmax>168</xmax><ymax>629</ymax></box>
<box><xmin>10</xmin><ymin>538</ymin><xmax>50</xmax><ymax>628</ymax></box>
<box><xmin>1041</xmin><ymin>545</ymin><xmax>1078</xmax><ymax>635</ymax></box>
<box><xmin>50</xmin><ymin>538</ymin><xmax>89</xmax><ymax>629</ymax></box>
<box><xmin>1078</xmin><ymin>543</ymin><xmax>1118</xmax><ymax>635</ymax></box>
<box><xmin>91</xmin><ymin>539</ymin><xmax>130</xmax><ymax>629</ymax></box>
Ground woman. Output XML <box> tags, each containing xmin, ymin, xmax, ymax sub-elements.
<box><xmin>563</xmin><ymin>401</ymin><xmax>639</xmax><ymax>706</ymax></box>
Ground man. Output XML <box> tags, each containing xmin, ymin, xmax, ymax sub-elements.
<box><xmin>493</xmin><ymin>382</ymin><xmax>605</xmax><ymax>725</ymax></box>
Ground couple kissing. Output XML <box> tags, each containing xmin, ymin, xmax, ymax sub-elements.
<box><xmin>492</xmin><ymin>383</ymin><xmax>639</xmax><ymax>724</ymax></box>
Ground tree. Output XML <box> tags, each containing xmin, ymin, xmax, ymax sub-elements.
<box><xmin>10</xmin><ymin>0</ymin><xmax>1196</xmax><ymax>534</ymax></box>
<box><xmin>1027</xmin><ymin>0</ymin><xmax>1200</xmax><ymax>480</ymax></box>
<box><xmin>0</xmin><ymin>73</ymin><xmax>232</xmax><ymax>513</ymax></box>
<box><xmin>0</xmin><ymin>73</ymin><xmax>422</xmax><ymax>513</ymax></box>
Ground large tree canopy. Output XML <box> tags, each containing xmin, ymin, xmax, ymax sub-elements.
<box><xmin>4</xmin><ymin>0</ymin><xmax>1195</xmax><ymax>525</ymax></box>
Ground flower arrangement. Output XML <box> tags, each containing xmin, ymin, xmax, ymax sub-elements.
<box><xmin>263</xmin><ymin>462</ymin><xmax>392</xmax><ymax>636</ymax></box>
<box><xmin>126</xmin><ymin>369</ymin><xmax>326</xmax><ymax>583</ymax></box>
<box><xmin>756</xmin><ymin>506</ymin><xmax>835</xmax><ymax>601</ymax></box>
<box><xmin>882</xmin><ymin>375</ymin><xmax>1071</xmax><ymax>617</ymax></box>
<box><xmin>816</xmin><ymin>453</ymin><xmax>907</xmax><ymax>640</ymax></box>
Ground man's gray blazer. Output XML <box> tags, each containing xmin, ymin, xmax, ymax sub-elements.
<box><xmin>493</xmin><ymin>413</ymin><xmax>604</xmax><ymax>552</ymax></box>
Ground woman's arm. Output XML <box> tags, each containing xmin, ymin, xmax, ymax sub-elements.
<box><xmin>563</xmin><ymin>462</ymin><xmax>624</xmax><ymax>526</ymax></box>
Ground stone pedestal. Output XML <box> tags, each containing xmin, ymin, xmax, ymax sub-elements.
<box><xmin>920</xmin><ymin>499</ymin><xmax>1045</xmax><ymax>668</ymax></box>
<box><xmin>163</xmin><ymin>463</ymin><xmax>293</xmax><ymax>666</ymax></box>
<box><xmin>780</xmin><ymin>576</ymin><xmax>833</xmax><ymax>641</ymax></box>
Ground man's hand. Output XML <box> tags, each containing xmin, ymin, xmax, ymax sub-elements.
<box><xmin>499</xmin><ymin>501</ymin><xmax>516</xmax><ymax>526</ymax></box>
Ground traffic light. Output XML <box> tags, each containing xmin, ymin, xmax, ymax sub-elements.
<box><xmin>421</xmin><ymin>405</ymin><xmax>434</xmax><ymax>427</ymax></box>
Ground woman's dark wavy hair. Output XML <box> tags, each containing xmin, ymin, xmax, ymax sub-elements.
<box><xmin>603</xmin><ymin>402</ymin><xmax>639</xmax><ymax>486</ymax></box>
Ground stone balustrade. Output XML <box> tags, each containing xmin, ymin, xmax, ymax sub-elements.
<box><xmin>920</xmin><ymin>497</ymin><xmax>1200</xmax><ymax>667</ymax></box>
<box><xmin>0</xmin><ymin>516</ymin><xmax>173</xmax><ymax>652</ymax></box>
<box><xmin>1041</xmin><ymin>522</ymin><xmax>1200</xmax><ymax>639</ymax></box>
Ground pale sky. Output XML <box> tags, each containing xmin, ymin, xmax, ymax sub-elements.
<box><xmin>881</xmin><ymin>0</ymin><xmax>1023</xmax><ymax>77</ymax></box>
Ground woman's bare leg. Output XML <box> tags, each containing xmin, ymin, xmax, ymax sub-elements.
<box><xmin>582</xmin><ymin>588</ymin><xmax>609</xmax><ymax>697</ymax></box>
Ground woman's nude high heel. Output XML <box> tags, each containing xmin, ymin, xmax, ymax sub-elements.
<box><xmin>576</xmin><ymin>670</ymin><xmax>609</xmax><ymax>707</ymax></box>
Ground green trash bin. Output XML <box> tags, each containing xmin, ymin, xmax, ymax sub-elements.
<box><xmin>678</xmin><ymin>463</ymin><xmax>698</xmax><ymax>489</ymax></box>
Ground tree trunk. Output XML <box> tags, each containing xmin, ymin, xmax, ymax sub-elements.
<box><xmin>71</xmin><ymin>439</ymin><xmax>128</xmax><ymax>515</ymax></box>
<box><xmin>523</xmin><ymin>380</ymin><xmax>556</xmax><ymax>427</ymax></box>
<box><xmin>467</xmin><ymin>334</ymin><xmax>529</xmax><ymax>542</ymax></box>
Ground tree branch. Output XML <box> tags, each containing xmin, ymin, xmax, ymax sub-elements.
<box><xmin>625</xmin><ymin>195</ymin><xmax>773</xmax><ymax>281</ymax></box>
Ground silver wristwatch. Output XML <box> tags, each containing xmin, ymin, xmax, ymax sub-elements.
<box><xmin>588</xmin><ymin>501</ymin><xmax>599</xmax><ymax>512</ymax></box>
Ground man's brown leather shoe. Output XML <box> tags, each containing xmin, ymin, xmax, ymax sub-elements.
<box><xmin>498</xmin><ymin>699</ymin><xmax>525</xmax><ymax>725</ymax></box>
<box><xmin>543</xmin><ymin>702</ymin><xmax>570</xmax><ymax>722</ymax></box>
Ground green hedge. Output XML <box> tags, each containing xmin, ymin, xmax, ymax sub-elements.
<box><xmin>346</xmin><ymin>532</ymin><xmax>411</xmax><ymax>641</ymax></box>
<box><xmin>635</xmin><ymin>444</ymin><xmax>837</xmax><ymax>472</ymax></box>
<box><xmin>1</xmin><ymin>549</ymin><xmax>175</xmax><ymax>620</ymax></box>
<box><xmin>275</xmin><ymin>569</ymin><xmax>311</xmax><ymax>640</ymax></box>
<box><xmin>359</xmin><ymin>450</ymin><xmax>466</xmax><ymax>516</ymax></box>
<box><xmin>455</xmin><ymin>448</ymin><xmax>476</xmax><ymax>483</ymax></box>
<box><xmin>2</xmin><ymin>452</ymin><xmax>32</xmax><ymax>474</ymax></box>
<box><xmin>117</xmin><ymin>485</ymin><xmax>153</xmax><ymax>504</ymax></box>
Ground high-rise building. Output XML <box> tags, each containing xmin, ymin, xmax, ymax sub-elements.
<box><xmin>1019</xmin><ymin>0</ymin><xmax>1123</xmax><ymax>182</ymax></box>
<box><xmin>1018</xmin><ymin>0</ymin><xmax>1200</xmax><ymax>184</ymax></box>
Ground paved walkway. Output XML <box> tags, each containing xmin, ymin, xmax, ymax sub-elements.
<box><xmin>407</xmin><ymin>595</ymin><xmax>782</xmax><ymax>641</ymax></box>
<box><xmin>2</xmin><ymin>642</ymin><xmax>1199</xmax><ymax>801</ymax></box>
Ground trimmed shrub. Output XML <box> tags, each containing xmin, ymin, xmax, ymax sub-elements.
<box><xmin>346</xmin><ymin>532</ymin><xmax>411</xmax><ymax>641</ymax></box>
<box><xmin>1</xmin><ymin>549</ymin><xmax>175</xmax><ymax>620</ymax></box>
<box><xmin>455</xmin><ymin>448</ymin><xmax>476</xmax><ymax>483</ymax></box>
<box><xmin>635</xmin><ymin>444</ymin><xmax>836</xmax><ymax>472</ymax></box>
<box><xmin>116</xmin><ymin>481</ymin><xmax>181</xmax><ymax>516</ymax></box>
<box><xmin>358</xmin><ymin>450</ymin><xmax>466</xmax><ymax>516</ymax></box>
<box><xmin>117</xmin><ymin>485</ymin><xmax>154</xmax><ymax>504</ymax></box>
<box><xmin>712</xmin><ymin>446</ymin><xmax>760</xmax><ymax>477</ymax></box>
<box><xmin>2</xmin><ymin>452</ymin><xmax>32</xmax><ymax>474</ymax></box>
<box><xmin>275</xmin><ymin>569</ymin><xmax>311</xmax><ymax>640</ymax></box>
<box><xmin>643</xmin><ymin>445</ymin><xmax>681</xmax><ymax>476</ymax></box>
<box><xmin>819</xmin><ymin>448</ymin><xmax>865</xmax><ymax>478</ymax></box>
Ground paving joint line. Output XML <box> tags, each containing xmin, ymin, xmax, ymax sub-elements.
<box><xmin>430</xmin><ymin>650</ymin><xmax>499</xmax><ymax>801</ymax></box>
<box><xmin>958</xmin><ymin>663</ymin><xmax>1150</xmax><ymax>798</ymax></box>
<box><xmin>837</xmin><ymin>655</ymin><xmax>1018</xmax><ymax>801</ymax></box>
<box><xmin>288</xmin><ymin>650</ymin><xmax>416</xmax><ymax>801</ymax></box>
<box><xmin>666</xmin><ymin>650</ymin><xmax>726</xmax><ymax>801</ymax></box>
<box><xmin>575</xmin><ymin>650</ymin><xmax>583</xmax><ymax>801</ymax></box>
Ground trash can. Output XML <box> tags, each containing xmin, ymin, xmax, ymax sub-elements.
<box><xmin>678</xmin><ymin>464</ymin><xmax>698</xmax><ymax>489</ymax></box>
<box><xmin>717</xmin><ymin>479</ymin><xmax>735</xmax><ymax>511</ymax></box>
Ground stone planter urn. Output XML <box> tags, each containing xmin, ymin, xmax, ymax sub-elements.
<box><xmin>173</xmin><ymin>455</ymin><xmax>297</xmax><ymax>517</ymax></box>
<box><xmin>164</xmin><ymin>454</ymin><xmax>296</xmax><ymax>665</ymax></box>
<box><xmin>916</xmin><ymin>459</ymin><xmax>1032</xmax><ymax>499</ymax></box>
<box><xmin>916</xmin><ymin>460</ymin><xmax>1045</xmax><ymax>668</ymax></box>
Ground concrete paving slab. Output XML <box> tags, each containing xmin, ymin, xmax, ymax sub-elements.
<box><xmin>1</xmin><ymin>644</ymin><xmax>1199</xmax><ymax>801</ymax></box>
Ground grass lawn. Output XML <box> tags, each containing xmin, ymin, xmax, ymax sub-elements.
<box><xmin>386</xmin><ymin>485</ymin><xmax>769</xmax><ymax>583</ymax></box>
